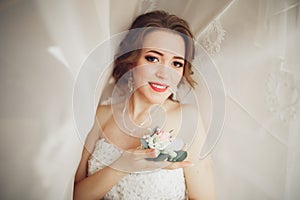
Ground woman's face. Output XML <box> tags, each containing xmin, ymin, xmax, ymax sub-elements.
<box><xmin>133</xmin><ymin>30</ymin><xmax>186</xmax><ymax>104</ymax></box>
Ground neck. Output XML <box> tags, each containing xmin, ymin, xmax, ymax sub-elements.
<box><xmin>128</xmin><ymin>92</ymin><xmax>155</xmax><ymax>123</ymax></box>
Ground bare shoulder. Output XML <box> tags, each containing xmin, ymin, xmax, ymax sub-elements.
<box><xmin>96</xmin><ymin>104</ymin><xmax>112</xmax><ymax>128</ymax></box>
<box><xmin>181</xmin><ymin>103</ymin><xmax>198</xmax><ymax>112</ymax></box>
<box><xmin>74</xmin><ymin>105</ymin><xmax>112</xmax><ymax>183</ymax></box>
<box><xmin>81</xmin><ymin>104</ymin><xmax>112</xmax><ymax>154</ymax></box>
<box><xmin>178</xmin><ymin>103</ymin><xmax>200</xmax><ymax>121</ymax></box>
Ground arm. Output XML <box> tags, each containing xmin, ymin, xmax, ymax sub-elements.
<box><xmin>184</xmin><ymin>109</ymin><xmax>216</xmax><ymax>200</ymax></box>
<box><xmin>74</xmin><ymin>164</ymin><xmax>127</xmax><ymax>200</ymax></box>
<box><xmin>73</xmin><ymin>108</ymin><xmax>128</xmax><ymax>200</ymax></box>
<box><xmin>73</xmin><ymin>107</ymin><xmax>161</xmax><ymax>200</ymax></box>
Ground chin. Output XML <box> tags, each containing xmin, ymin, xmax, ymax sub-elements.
<box><xmin>135</xmin><ymin>85</ymin><xmax>171</xmax><ymax>104</ymax></box>
<box><xmin>144</xmin><ymin>93</ymin><xmax>170</xmax><ymax>104</ymax></box>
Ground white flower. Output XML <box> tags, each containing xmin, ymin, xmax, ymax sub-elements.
<box><xmin>143</xmin><ymin>129</ymin><xmax>173</xmax><ymax>150</ymax></box>
<box><xmin>140</xmin><ymin>127</ymin><xmax>188</xmax><ymax>162</ymax></box>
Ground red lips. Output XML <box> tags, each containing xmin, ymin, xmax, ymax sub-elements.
<box><xmin>148</xmin><ymin>82</ymin><xmax>169</xmax><ymax>92</ymax></box>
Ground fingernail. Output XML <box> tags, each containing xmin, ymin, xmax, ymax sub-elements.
<box><xmin>150</xmin><ymin>149</ymin><xmax>160</xmax><ymax>157</ymax></box>
<box><xmin>146</xmin><ymin>149</ymin><xmax>155</xmax><ymax>153</ymax></box>
<box><xmin>147</xmin><ymin>149</ymin><xmax>156</xmax><ymax>156</ymax></box>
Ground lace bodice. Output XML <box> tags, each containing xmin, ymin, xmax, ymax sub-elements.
<box><xmin>88</xmin><ymin>139</ymin><xmax>187</xmax><ymax>200</ymax></box>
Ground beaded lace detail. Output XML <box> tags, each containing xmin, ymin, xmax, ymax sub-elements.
<box><xmin>88</xmin><ymin>139</ymin><xmax>187</xmax><ymax>200</ymax></box>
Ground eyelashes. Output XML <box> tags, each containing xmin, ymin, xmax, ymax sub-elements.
<box><xmin>173</xmin><ymin>61</ymin><xmax>184</xmax><ymax>68</ymax></box>
<box><xmin>145</xmin><ymin>55</ymin><xmax>159</xmax><ymax>63</ymax></box>
<box><xmin>144</xmin><ymin>55</ymin><xmax>184</xmax><ymax>68</ymax></box>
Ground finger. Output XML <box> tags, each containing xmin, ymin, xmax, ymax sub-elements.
<box><xmin>132</xmin><ymin>148</ymin><xmax>159</xmax><ymax>159</ymax></box>
<box><xmin>111</xmin><ymin>154</ymin><xmax>166</xmax><ymax>173</ymax></box>
<box><xmin>164</xmin><ymin>161</ymin><xmax>194</xmax><ymax>170</ymax></box>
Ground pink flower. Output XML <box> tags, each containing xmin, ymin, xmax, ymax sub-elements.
<box><xmin>141</xmin><ymin>127</ymin><xmax>188</xmax><ymax>162</ymax></box>
<box><xmin>157</xmin><ymin>130</ymin><xmax>172</xmax><ymax>141</ymax></box>
<box><xmin>143</xmin><ymin>129</ymin><xmax>173</xmax><ymax>150</ymax></box>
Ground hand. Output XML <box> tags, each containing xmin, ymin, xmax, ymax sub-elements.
<box><xmin>109</xmin><ymin>148</ymin><xmax>162</xmax><ymax>173</ymax></box>
<box><xmin>109</xmin><ymin>147</ymin><xmax>194</xmax><ymax>173</ymax></box>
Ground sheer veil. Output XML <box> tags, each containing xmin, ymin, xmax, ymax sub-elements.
<box><xmin>1</xmin><ymin>0</ymin><xmax>299</xmax><ymax>199</ymax></box>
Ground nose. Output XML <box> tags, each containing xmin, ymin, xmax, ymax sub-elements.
<box><xmin>155</xmin><ymin>65</ymin><xmax>169</xmax><ymax>80</ymax></box>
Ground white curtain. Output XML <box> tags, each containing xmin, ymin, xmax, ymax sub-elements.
<box><xmin>0</xmin><ymin>0</ymin><xmax>299</xmax><ymax>199</ymax></box>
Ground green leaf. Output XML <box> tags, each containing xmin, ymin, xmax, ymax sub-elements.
<box><xmin>168</xmin><ymin>150</ymin><xmax>187</xmax><ymax>162</ymax></box>
<box><xmin>140</xmin><ymin>138</ymin><xmax>149</xmax><ymax>149</ymax></box>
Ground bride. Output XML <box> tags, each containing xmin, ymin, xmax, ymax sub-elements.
<box><xmin>73</xmin><ymin>10</ymin><xmax>215</xmax><ymax>200</ymax></box>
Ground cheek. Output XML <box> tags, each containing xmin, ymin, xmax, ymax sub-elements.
<box><xmin>132</xmin><ymin>67</ymin><xmax>155</xmax><ymax>86</ymax></box>
<box><xmin>177</xmin><ymin>69</ymin><xmax>184</xmax><ymax>81</ymax></box>
<box><xmin>171</xmin><ymin>69</ymin><xmax>184</xmax><ymax>85</ymax></box>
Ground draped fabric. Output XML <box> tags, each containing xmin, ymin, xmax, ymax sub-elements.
<box><xmin>0</xmin><ymin>0</ymin><xmax>299</xmax><ymax>199</ymax></box>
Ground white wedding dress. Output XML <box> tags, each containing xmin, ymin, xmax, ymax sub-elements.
<box><xmin>88</xmin><ymin>138</ymin><xmax>187</xmax><ymax>200</ymax></box>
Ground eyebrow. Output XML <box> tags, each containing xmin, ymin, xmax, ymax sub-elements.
<box><xmin>145</xmin><ymin>50</ymin><xmax>185</xmax><ymax>60</ymax></box>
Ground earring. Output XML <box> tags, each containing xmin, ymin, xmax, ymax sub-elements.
<box><xmin>172</xmin><ymin>91</ymin><xmax>177</xmax><ymax>100</ymax></box>
<box><xmin>171</xmin><ymin>88</ymin><xmax>178</xmax><ymax>101</ymax></box>
<box><xmin>128</xmin><ymin>72</ymin><xmax>134</xmax><ymax>93</ymax></box>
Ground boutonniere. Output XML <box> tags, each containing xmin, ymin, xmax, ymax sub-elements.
<box><xmin>140</xmin><ymin>127</ymin><xmax>187</xmax><ymax>162</ymax></box>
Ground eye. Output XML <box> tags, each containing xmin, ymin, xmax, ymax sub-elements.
<box><xmin>173</xmin><ymin>61</ymin><xmax>184</xmax><ymax>68</ymax></box>
<box><xmin>145</xmin><ymin>56</ymin><xmax>159</xmax><ymax>63</ymax></box>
